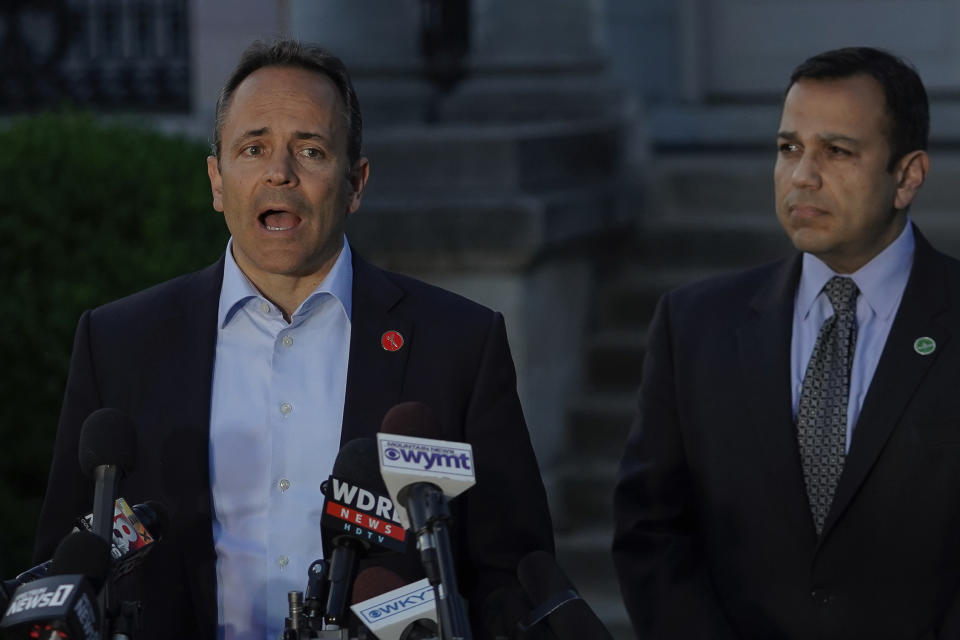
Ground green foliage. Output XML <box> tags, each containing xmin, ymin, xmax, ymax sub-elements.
<box><xmin>0</xmin><ymin>112</ymin><xmax>227</xmax><ymax>574</ymax></box>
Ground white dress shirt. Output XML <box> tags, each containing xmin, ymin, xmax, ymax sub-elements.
<box><xmin>790</xmin><ymin>221</ymin><xmax>915</xmax><ymax>452</ymax></box>
<box><xmin>209</xmin><ymin>237</ymin><xmax>353</xmax><ymax>639</ymax></box>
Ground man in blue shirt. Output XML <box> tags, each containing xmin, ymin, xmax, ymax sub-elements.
<box><xmin>35</xmin><ymin>39</ymin><xmax>554</xmax><ymax>639</ymax></box>
<box><xmin>614</xmin><ymin>47</ymin><xmax>960</xmax><ymax>639</ymax></box>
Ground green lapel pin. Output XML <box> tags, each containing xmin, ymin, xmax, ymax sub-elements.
<box><xmin>914</xmin><ymin>337</ymin><xmax>936</xmax><ymax>356</ymax></box>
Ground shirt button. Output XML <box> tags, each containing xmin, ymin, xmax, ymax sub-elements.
<box><xmin>260</xmin><ymin>302</ymin><xmax>270</xmax><ymax>314</ymax></box>
<box><xmin>278</xmin><ymin>478</ymin><xmax>291</xmax><ymax>492</ymax></box>
<box><xmin>281</xmin><ymin>335</ymin><xmax>294</xmax><ymax>348</ymax></box>
<box><xmin>280</xmin><ymin>402</ymin><xmax>293</xmax><ymax>416</ymax></box>
<box><xmin>277</xmin><ymin>555</ymin><xmax>289</xmax><ymax>569</ymax></box>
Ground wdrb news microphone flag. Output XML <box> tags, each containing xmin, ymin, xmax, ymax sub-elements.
<box><xmin>376</xmin><ymin>433</ymin><xmax>476</xmax><ymax>529</ymax></box>
<box><xmin>320</xmin><ymin>475</ymin><xmax>407</xmax><ymax>553</ymax></box>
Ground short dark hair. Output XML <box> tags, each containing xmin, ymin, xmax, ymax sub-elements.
<box><xmin>788</xmin><ymin>47</ymin><xmax>928</xmax><ymax>170</ymax></box>
<box><xmin>211</xmin><ymin>39</ymin><xmax>362</xmax><ymax>166</ymax></box>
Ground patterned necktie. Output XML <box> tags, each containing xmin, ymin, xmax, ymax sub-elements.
<box><xmin>796</xmin><ymin>276</ymin><xmax>859</xmax><ymax>535</ymax></box>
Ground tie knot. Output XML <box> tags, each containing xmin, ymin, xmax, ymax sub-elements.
<box><xmin>824</xmin><ymin>276</ymin><xmax>858</xmax><ymax>314</ymax></box>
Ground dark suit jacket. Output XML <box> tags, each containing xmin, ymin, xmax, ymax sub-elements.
<box><xmin>34</xmin><ymin>251</ymin><xmax>554</xmax><ymax>638</ymax></box>
<box><xmin>613</xmin><ymin>229</ymin><xmax>960</xmax><ymax>640</ymax></box>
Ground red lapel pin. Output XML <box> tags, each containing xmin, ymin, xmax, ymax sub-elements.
<box><xmin>381</xmin><ymin>330</ymin><xmax>404</xmax><ymax>352</ymax></box>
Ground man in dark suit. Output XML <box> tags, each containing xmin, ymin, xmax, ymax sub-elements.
<box><xmin>613</xmin><ymin>47</ymin><xmax>960</xmax><ymax>639</ymax></box>
<box><xmin>34</xmin><ymin>40</ymin><xmax>553</xmax><ymax>639</ymax></box>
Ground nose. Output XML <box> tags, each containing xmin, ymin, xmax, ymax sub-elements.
<box><xmin>791</xmin><ymin>151</ymin><xmax>822</xmax><ymax>190</ymax></box>
<box><xmin>264</xmin><ymin>151</ymin><xmax>298</xmax><ymax>187</ymax></box>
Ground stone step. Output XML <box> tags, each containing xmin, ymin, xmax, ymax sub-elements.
<box><xmin>648</xmin><ymin>153</ymin><xmax>773</xmax><ymax>217</ymax></box>
<box><xmin>554</xmin><ymin>454</ymin><xmax>621</xmax><ymax>532</ymax></box>
<box><xmin>350</xmin><ymin>184</ymin><xmax>628</xmax><ymax>270</ymax></box>
<box><xmin>637</xmin><ymin>210</ymin><xmax>960</xmax><ymax>272</ymax></box>
<box><xmin>583</xmin><ymin>330</ymin><xmax>646</xmax><ymax>391</ymax></box>
<box><xmin>638</xmin><ymin>214</ymin><xmax>794</xmax><ymax>269</ymax></box>
<box><xmin>647</xmin><ymin>149</ymin><xmax>960</xmax><ymax>219</ymax></box>
<box><xmin>363</xmin><ymin>118</ymin><xmax>623</xmax><ymax>194</ymax></box>
<box><xmin>566</xmin><ymin>392</ymin><xmax>636</xmax><ymax>459</ymax></box>
<box><xmin>648</xmin><ymin>100</ymin><xmax>960</xmax><ymax>150</ymax></box>
<box><xmin>597</xmin><ymin>266</ymin><xmax>731</xmax><ymax>329</ymax></box>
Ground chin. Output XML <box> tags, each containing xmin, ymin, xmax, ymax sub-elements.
<box><xmin>786</xmin><ymin>228</ymin><xmax>835</xmax><ymax>256</ymax></box>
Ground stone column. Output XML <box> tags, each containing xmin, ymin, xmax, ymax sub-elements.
<box><xmin>287</xmin><ymin>0</ymin><xmax>640</xmax><ymax>517</ymax></box>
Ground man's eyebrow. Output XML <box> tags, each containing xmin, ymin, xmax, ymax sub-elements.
<box><xmin>818</xmin><ymin>132</ymin><xmax>861</xmax><ymax>146</ymax></box>
<box><xmin>776</xmin><ymin>130</ymin><xmax>861</xmax><ymax>146</ymax></box>
<box><xmin>293</xmin><ymin>131</ymin><xmax>331</xmax><ymax>143</ymax></box>
<box><xmin>232</xmin><ymin>127</ymin><xmax>269</xmax><ymax>146</ymax></box>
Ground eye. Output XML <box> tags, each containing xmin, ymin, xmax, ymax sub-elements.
<box><xmin>778</xmin><ymin>142</ymin><xmax>799</xmax><ymax>154</ymax></box>
<box><xmin>242</xmin><ymin>145</ymin><xmax>263</xmax><ymax>157</ymax></box>
<box><xmin>827</xmin><ymin>145</ymin><xmax>851</xmax><ymax>156</ymax></box>
<box><xmin>300</xmin><ymin>147</ymin><xmax>325</xmax><ymax>160</ymax></box>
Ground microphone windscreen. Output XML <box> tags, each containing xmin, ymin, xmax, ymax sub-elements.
<box><xmin>48</xmin><ymin>530</ymin><xmax>112</xmax><ymax>592</ymax></box>
<box><xmin>517</xmin><ymin>551</ymin><xmax>613</xmax><ymax>640</ymax></box>
<box><xmin>331</xmin><ymin>438</ymin><xmax>388</xmax><ymax>492</ymax></box>
<box><xmin>78</xmin><ymin>408</ymin><xmax>137</xmax><ymax>475</ymax></box>
<box><xmin>350</xmin><ymin>566</ymin><xmax>407</xmax><ymax>604</ymax></box>
<box><xmin>133</xmin><ymin>501</ymin><xmax>170</xmax><ymax>541</ymax></box>
<box><xmin>379</xmin><ymin>402</ymin><xmax>440</xmax><ymax>439</ymax></box>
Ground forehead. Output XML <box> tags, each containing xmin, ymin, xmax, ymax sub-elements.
<box><xmin>780</xmin><ymin>74</ymin><xmax>890</xmax><ymax>139</ymax></box>
<box><xmin>221</xmin><ymin>65</ymin><xmax>346</xmax><ymax>138</ymax></box>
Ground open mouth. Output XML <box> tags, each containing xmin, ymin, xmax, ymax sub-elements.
<box><xmin>258</xmin><ymin>209</ymin><xmax>299</xmax><ymax>232</ymax></box>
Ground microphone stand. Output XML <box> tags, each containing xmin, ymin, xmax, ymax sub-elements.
<box><xmin>404</xmin><ymin>484</ymin><xmax>471</xmax><ymax>640</ymax></box>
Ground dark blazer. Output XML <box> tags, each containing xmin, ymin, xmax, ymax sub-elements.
<box><xmin>613</xmin><ymin>229</ymin><xmax>960</xmax><ymax>640</ymax></box>
<box><xmin>35</xmin><ymin>251</ymin><xmax>554</xmax><ymax>639</ymax></box>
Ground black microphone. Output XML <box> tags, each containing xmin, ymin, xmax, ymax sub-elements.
<box><xmin>516</xmin><ymin>551</ymin><xmax>613</xmax><ymax>640</ymax></box>
<box><xmin>378</xmin><ymin>402</ymin><xmax>473</xmax><ymax>640</ymax></box>
<box><xmin>320</xmin><ymin>438</ymin><xmax>407</xmax><ymax>629</ymax></box>
<box><xmin>481</xmin><ymin>586</ymin><xmax>556</xmax><ymax>640</ymax></box>
<box><xmin>1</xmin><ymin>530</ymin><xmax>111</xmax><ymax>639</ymax></box>
<box><xmin>301</xmin><ymin>558</ymin><xmax>329</xmax><ymax>623</ymax></box>
<box><xmin>78</xmin><ymin>409</ymin><xmax>137</xmax><ymax>543</ymax></box>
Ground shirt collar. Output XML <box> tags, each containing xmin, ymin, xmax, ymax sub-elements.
<box><xmin>796</xmin><ymin>219</ymin><xmax>914</xmax><ymax>321</ymax></box>
<box><xmin>217</xmin><ymin>236</ymin><xmax>354</xmax><ymax>328</ymax></box>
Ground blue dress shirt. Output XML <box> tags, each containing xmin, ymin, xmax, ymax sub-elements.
<box><xmin>790</xmin><ymin>221</ymin><xmax>915</xmax><ymax>452</ymax></box>
<box><xmin>209</xmin><ymin>237</ymin><xmax>353</xmax><ymax>640</ymax></box>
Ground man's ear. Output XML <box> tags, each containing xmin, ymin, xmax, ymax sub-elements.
<box><xmin>346</xmin><ymin>157</ymin><xmax>371</xmax><ymax>215</ymax></box>
<box><xmin>894</xmin><ymin>150</ymin><xmax>930</xmax><ymax>210</ymax></box>
<box><xmin>207</xmin><ymin>155</ymin><xmax>225</xmax><ymax>213</ymax></box>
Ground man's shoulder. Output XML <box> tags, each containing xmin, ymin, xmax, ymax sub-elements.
<box><xmin>666</xmin><ymin>258</ymin><xmax>793</xmax><ymax>311</ymax></box>
<box><xmin>355</xmin><ymin>257</ymin><xmax>498</xmax><ymax>326</ymax></box>
<box><xmin>87</xmin><ymin>259</ymin><xmax>223</xmax><ymax>326</ymax></box>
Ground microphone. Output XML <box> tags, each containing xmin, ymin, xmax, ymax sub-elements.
<box><xmin>350</xmin><ymin>568</ymin><xmax>438</xmax><ymax>640</ymax></box>
<box><xmin>302</xmin><ymin>558</ymin><xmax>330</xmax><ymax>623</ymax></box>
<box><xmin>376</xmin><ymin>402</ymin><xmax>474</xmax><ymax>640</ymax></box>
<box><xmin>516</xmin><ymin>551</ymin><xmax>613</xmax><ymax>640</ymax></box>
<box><xmin>1</xmin><ymin>530</ymin><xmax>111</xmax><ymax>639</ymax></box>
<box><xmin>13</xmin><ymin>500</ymin><xmax>169</xmax><ymax>587</ymax></box>
<box><xmin>321</xmin><ymin>438</ymin><xmax>407</xmax><ymax>629</ymax></box>
<box><xmin>78</xmin><ymin>409</ymin><xmax>137</xmax><ymax>543</ymax></box>
<box><xmin>350</xmin><ymin>567</ymin><xmax>407</xmax><ymax>605</ymax></box>
<box><xmin>481</xmin><ymin>586</ymin><xmax>556</xmax><ymax>640</ymax></box>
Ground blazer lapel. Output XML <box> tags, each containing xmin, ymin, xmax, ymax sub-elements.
<box><xmin>737</xmin><ymin>255</ymin><xmax>819</xmax><ymax>540</ymax></box>
<box><xmin>821</xmin><ymin>232</ymin><xmax>951</xmax><ymax>538</ymax></box>
<box><xmin>166</xmin><ymin>258</ymin><xmax>223</xmax><ymax>637</ymax></box>
<box><xmin>341</xmin><ymin>254</ymin><xmax>412</xmax><ymax>443</ymax></box>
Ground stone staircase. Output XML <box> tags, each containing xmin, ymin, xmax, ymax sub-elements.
<box><xmin>553</xmin><ymin>144</ymin><xmax>960</xmax><ymax>639</ymax></box>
